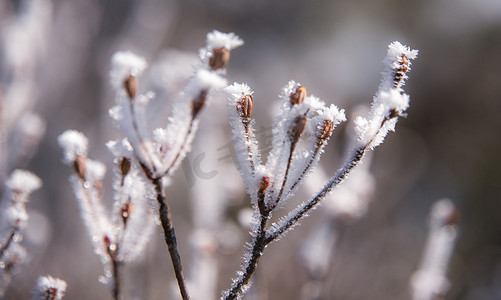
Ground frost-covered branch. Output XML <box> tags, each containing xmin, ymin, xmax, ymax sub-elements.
<box><xmin>267</xmin><ymin>41</ymin><xmax>418</xmax><ymax>244</ymax></box>
<box><xmin>0</xmin><ymin>169</ymin><xmax>42</xmax><ymax>296</ymax></box>
<box><xmin>60</xmin><ymin>30</ymin><xmax>242</xmax><ymax>300</ymax></box>
<box><xmin>222</xmin><ymin>41</ymin><xmax>417</xmax><ymax>299</ymax></box>
<box><xmin>299</xmin><ymin>152</ymin><xmax>375</xmax><ymax>299</ymax></box>
<box><xmin>411</xmin><ymin>199</ymin><xmax>459</xmax><ymax>300</ymax></box>
<box><xmin>58</xmin><ymin>131</ymin><xmax>155</xmax><ymax>300</ymax></box>
<box><xmin>223</xmin><ymin>81</ymin><xmax>345</xmax><ymax>299</ymax></box>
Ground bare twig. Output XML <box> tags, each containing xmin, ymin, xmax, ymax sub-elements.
<box><xmin>0</xmin><ymin>226</ymin><xmax>19</xmax><ymax>260</ymax></box>
<box><xmin>266</xmin><ymin>147</ymin><xmax>366</xmax><ymax>245</ymax></box>
<box><xmin>152</xmin><ymin>177</ymin><xmax>190</xmax><ymax>300</ymax></box>
<box><xmin>224</xmin><ymin>212</ymin><xmax>270</xmax><ymax>300</ymax></box>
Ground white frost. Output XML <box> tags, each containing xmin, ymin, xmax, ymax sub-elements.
<box><xmin>57</xmin><ymin>130</ymin><xmax>89</xmax><ymax>163</ymax></box>
<box><xmin>32</xmin><ymin>275</ymin><xmax>67</xmax><ymax>300</ymax></box>
<box><xmin>109</xmin><ymin>51</ymin><xmax>147</xmax><ymax>90</ymax></box>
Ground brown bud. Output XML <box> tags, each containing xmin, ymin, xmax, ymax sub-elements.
<box><xmin>209</xmin><ymin>47</ymin><xmax>231</xmax><ymax>70</ymax></box>
<box><xmin>393</xmin><ymin>54</ymin><xmax>411</xmax><ymax>87</ymax></box>
<box><xmin>121</xmin><ymin>202</ymin><xmax>133</xmax><ymax>226</ymax></box>
<box><xmin>120</xmin><ymin>157</ymin><xmax>131</xmax><ymax>178</ymax></box>
<box><xmin>289</xmin><ymin>116</ymin><xmax>308</xmax><ymax>143</ymax></box>
<box><xmin>73</xmin><ymin>155</ymin><xmax>86</xmax><ymax>181</ymax></box>
<box><xmin>238</xmin><ymin>94</ymin><xmax>253</xmax><ymax>119</ymax></box>
<box><xmin>257</xmin><ymin>176</ymin><xmax>270</xmax><ymax>215</ymax></box>
<box><xmin>124</xmin><ymin>74</ymin><xmax>137</xmax><ymax>99</ymax></box>
<box><xmin>318</xmin><ymin>119</ymin><xmax>334</xmax><ymax>141</ymax></box>
<box><xmin>388</xmin><ymin>108</ymin><xmax>399</xmax><ymax>119</ymax></box>
<box><xmin>290</xmin><ymin>86</ymin><xmax>307</xmax><ymax>105</ymax></box>
<box><xmin>192</xmin><ymin>89</ymin><xmax>208</xmax><ymax>118</ymax></box>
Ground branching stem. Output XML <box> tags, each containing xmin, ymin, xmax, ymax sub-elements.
<box><xmin>265</xmin><ymin>147</ymin><xmax>365</xmax><ymax>244</ymax></box>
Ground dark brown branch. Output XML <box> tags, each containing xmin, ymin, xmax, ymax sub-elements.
<box><xmin>224</xmin><ymin>212</ymin><xmax>269</xmax><ymax>300</ymax></box>
<box><xmin>152</xmin><ymin>177</ymin><xmax>190</xmax><ymax>300</ymax></box>
<box><xmin>265</xmin><ymin>147</ymin><xmax>366</xmax><ymax>245</ymax></box>
<box><xmin>112</xmin><ymin>259</ymin><xmax>121</xmax><ymax>300</ymax></box>
<box><xmin>0</xmin><ymin>226</ymin><xmax>19</xmax><ymax>260</ymax></box>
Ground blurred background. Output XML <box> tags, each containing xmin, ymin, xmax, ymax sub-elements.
<box><xmin>1</xmin><ymin>0</ymin><xmax>501</xmax><ymax>299</ymax></box>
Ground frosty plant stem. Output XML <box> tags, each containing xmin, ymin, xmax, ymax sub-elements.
<box><xmin>223</xmin><ymin>41</ymin><xmax>418</xmax><ymax>299</ymax></box>
<box><xmin>152</xmin><ymin>177</ymin><xmax>190</xmax><ymax>300</ymax></box>
<box><xmin>105</xmin><ymin>31</ymin><xmax>242</xmax><ymax>300</ymax></box>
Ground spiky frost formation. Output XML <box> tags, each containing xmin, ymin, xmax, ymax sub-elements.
<box><xmin>57</xmin><ymin>130</ymin><xmax>88</xmax><ymax>164</ymax></box>
<box><xmin>223</xmin><ymin>81</ymin><xmax>345</xmax><ymax>299</ymax></box>
<box><xmin>5</xmin><ymin>169</ymin><xmax>42</xmax><ymax>195</ymax></box>
<box><xmin>109</xmin><ymin>51</ymin><xmax>147</xmax><ymax>90</ymax></box>
<box><xmin>108</xmin><ymin>31</ymin><xmax>241</xmax><ymax>180</ymax></box>
<box><xmin>32</xmin><ymin>275</ymin><xmax>67</xmax><ymax>300</ymax></box>
<box><xmin>110</xmin><ymin>166</ymin><xmax>155</xmax><ymax>262</ymax></box>
<box><xmin>354</xmin><ymin>41</ymin><xmax>418</xmax><ymax>149</ymax></box>
<box><xmin>224</xmin><ymin>83</ymin><xmax>261</xmax><ymax>197</ymax></box>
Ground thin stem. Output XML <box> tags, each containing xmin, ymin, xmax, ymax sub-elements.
<box><xmin>224</xmin><ymin>212</ymin><xmax>269</xmax><ymax>300</ymax></box>
<box><xmin>161</xmin><ymin>118</ymin><xmax>195</xmax><ymax>177</ymax></box>
<box><xmin>112</xmin><ymin>257</ymin><xmax>122</xmax><ymax>300</ymax></box>
<box><xmin>152</xmin><ymin>177</ymin><xmax>190</xmax><ymax>300</ymax></box>
<box><xmin>243</xmin><ymin>121</ymin><xmax>256</xmax><ymax>173</ymax></box>
<box><xmin>273</xmin><ymin>142</ymin><xmax>296</xmax><ymax>210</ymax></box>
<box><xmin>287</xmin><ymin>140</ymin><xmax>325</xmax><ymax>197</ymax></box>
<box><xmin>128</xmin><ymin>99</ymin><xmax>157</xmax><ymax>173</ymax></box>
<box><xmin>265</xmin><ymin>147</ymin><xmax>366</xmax><ymax>245</ymax></box>
<box><xmin>0</xmin><ymin>226</ymin><xmax>19</xmax><ymax>260</ymax></box>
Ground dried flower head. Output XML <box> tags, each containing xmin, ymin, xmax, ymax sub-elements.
<box><xmin>209</xmin><ymin>47</ymin><xmax>231</xmax><ymax>70</ymax></box>
<box><xmin>237</xmin><ymin>94</ymin><xmax>253</xmax><ymax>120</ymax></box>
<box><xmin>290</xmin><ymin>85</ymin><xmax>307</xmax><ymax>105</ymax></box>
<box><xmin>317</xmin><ymin>119</ymin><xmax>334</xmax><ymax>142</ymax></box>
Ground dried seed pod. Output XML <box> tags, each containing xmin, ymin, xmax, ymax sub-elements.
<box><xmin>209</xmin><ymin>47</ymin><xmax>231</xmax><ymax>70</ymax></box>
<box><xmin>124</xmin><ymin>74</ymin><xmax>137</xmax><ymax>99</ymax></box>
<box><xmin>318</xmin><ymin>119</ymin><xmax>334</xmax><ymax>141</ymax></box>
<box><xmin>388</xmin><ymin>108</ymin><xmax>399</xmax><ymax>119</ymax></box>
<box><xmin>257</xmin><ymin>176</ymin><xmax>270</xmax><ymax>215</ymax></box>
<box><xmin>289</xmin><ymin>116</ymin><xmax>308</xmax><ymax>143</ymax></box>
<box><xmin>73</xmin><ymin>155</ymin><xmax>86</xmax><ymax>181</ymax></box>
<box><xmin>192</xmin><ymin>89</ymin><xmax>208</xmax><ymax>118</ymax></box>
<box><xmin>120</xmin><ymin>157</ymin><xmax>131</xmax><ymax>178</ymax></box>
<box><xmin>238</xmin><ymin>94</ymin><xmax>253</xmax><ymax>120</ymax></box>
<box><xmin>393</xmin><ymin>54</ymin><xmax>411</xmax><ymax>88</ymax></box>
<box><xmin>290</xmin><ymin>86</ymin><xmax>307</xmax><ymax>105</ymax></box>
